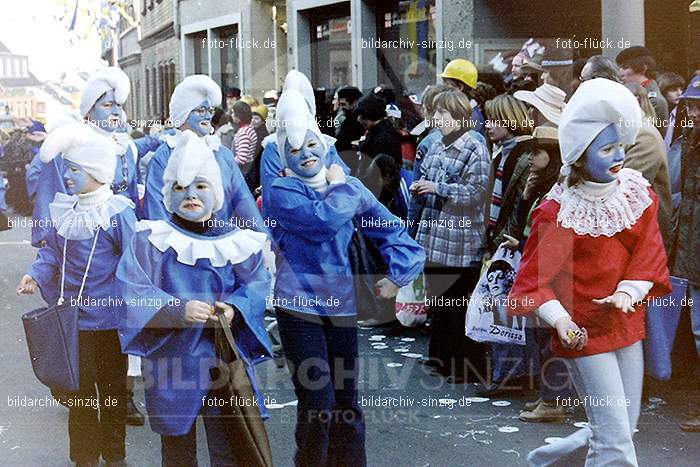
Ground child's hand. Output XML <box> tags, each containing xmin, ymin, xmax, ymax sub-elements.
<box><xmin>554</xmin><ymin>317</ymin><xmax>587</xmax><ymax>351</ymax></box>
<box><xmin>210</xmin><ymin>302</ymin><xmax>235</xmax><ymax>326</ymax></box>
<box><xmin>17</xmin><ymin>275</ymin><xmax>38</xmax><ymax>295</ymax></box>
<box><xmin>375</xmin><ymin>277</ymin><xmax>400</xmax><ymax>299</ymax></box>
<box><xmin>592</xmin><ymin>292</ymin><xmax>635</xmax><ymax>313</ymax></box>
<box><xmin>184</xmin><ymin>300</ymin><xmax>213</xmax><ymax>324</ymax></box>
<box><xmin>499</xmin><ymin>234</ymin><xmax>520</xmax><ymax>251</ymax></box>
<box><xmin>326</xmin><ymin>164</ymin><xmax>346</xmax><ymax>184</ymax></box>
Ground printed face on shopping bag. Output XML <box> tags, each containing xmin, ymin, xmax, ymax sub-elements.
<box><xmin>284</xmin><ymin>130</ymin><xmax>326</xmax><ymax>178</ymax></box>
<box><xmin>186</xmin><ymin>100</ymin><xmax>214</xmax><ymax>136</ymax></box>
<box><xmin>88</xmin><ymin>89</ymin><xmax>122</xmax><ymax>132</ymax></box>
<box><xmin>170</xmin><ymin>176</ymin><xmax>216</xmax><ymax>222</ymax></box>
<box><xmin>486</xmin><ymin>261</ymin><xmax>511</xmax><ymax>297</ymax></box>
<box><xmin>63</xmin><ymin>161</ymin><xmax>94</xmax><ymax>195</ymax></box>
<box><xmin>583</xmin><ymin>123</ymin><xmax>625</xmax><ymax>183</ymax></box>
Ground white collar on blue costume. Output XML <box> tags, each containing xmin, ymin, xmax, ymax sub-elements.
<box><xmin>546</xmin><ymin>168</ymin><xmax>652</xmax><ymax>237</ymax></box>
<box><xmin>136</xmin><ymin>219</ymin><xmax>267</xmax><ymax>267</ymax></box>
<box><xmin>86</xmin><ymin>120</ymin><xmax>133</xmax><ymax>156</ymax></box>
<box><xmin>162</xmin><ymin>129</ymin><xmax>222</xmax><ymax>152</ymax></box>
<box><xmin>49</xmin><ymin>184</ymin><xmax>135</xmax><ymax>240</ymax></box>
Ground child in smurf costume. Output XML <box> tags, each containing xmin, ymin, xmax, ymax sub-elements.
<box><xmin>143</xmin><ymin>75</ymin><xmax>265</xmax><ymax>236</ymax></box>
<box><xmin>17</xmin><ymin>122</ymin><xmax>136</xmax><ymax>467</ymax></box>
<box><xmin>31</xmin><ymin>67</ymin><xmax>164</xmax><ymax>246</ymax></box>
<box><xmin>117</xmin><ymin>131</ymin><xmax>272</xmax><ymax>466</ymax></box>
<box><xmin>266</xmin><ymin>88</ymin><xmax>425</xmax><ymax>467</ymax></box>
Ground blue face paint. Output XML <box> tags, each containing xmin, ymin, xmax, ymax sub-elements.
<box><xmin>583</xmin><ymin>123</ymin><xmax>625</xmax><ymax>183</ymax></box>
<box><xmin>185</xmin><ymin>100</ymin><xmax>213</xmax><ymax>136</ymax></box>
<box><xmin>88</xmin><ymin>89</ymin><xmax>122</xmax><ymax>133</ymax></box>
<box><xmin>284</xmin><ymin>130</ymin><xmax>326</xmax><ymax>178</ymax></box>
<box><xmin>63</xmin><ymin>161</ymin><xmax>91</xmax><ymax>195</ymax></box>
<box><xmin>170</xmin><ymin>176</ymin><xmax>216</xmax><ymax>221</ymax></box>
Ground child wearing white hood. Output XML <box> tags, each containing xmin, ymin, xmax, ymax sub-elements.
<box><xmin>508</xmin><ymin>79</ymin><xmax>671</xmax><ymax>466</ymax></box>
<box><xmin>17</xmin><ymin>123</ymin><xmax>136</xmax><ymax>467</ymax></box>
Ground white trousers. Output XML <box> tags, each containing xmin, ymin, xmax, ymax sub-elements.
<box><xmin>527</xmin><ymin>341</ymin><xmax>643</xmax><ymax>467</ymax></box>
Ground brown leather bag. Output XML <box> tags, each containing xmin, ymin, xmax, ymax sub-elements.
<box><xmin>213</xmin><ymin>308</ymin><xmax>274</xmax><ymax>467</ymax></box>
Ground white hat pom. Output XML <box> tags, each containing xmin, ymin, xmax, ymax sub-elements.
<box><xmin>40</xmin><ymin>122</ymin><xmax>117</xmax><ymax>184</ymax></box>
<box><xmin>169</xmin><ymin>75</ymin><xmax>222</xmax><ymax>128</ymax></box>
<box><xmin>79</xmin><ymin>67</ymin><xmax>131</xmax><ymax>117</ymax></box>
<box><xmin>283</xmin><ymin>70</ymin><xmax>316</xmax><ymax>116</ymax></box>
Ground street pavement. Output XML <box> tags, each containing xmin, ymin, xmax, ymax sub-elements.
<box><xmin>1</xmin><ymin>216</ymin><xmax>699</xmax><ymax>466</ymax></box>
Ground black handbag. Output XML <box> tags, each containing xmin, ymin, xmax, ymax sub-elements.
<box><xmin>21</xmin><ymin>231</ymin><xmax>100</xmax><ymax>392</ymax></box>
<box><xmin>348</xmin><ymin>219</ymin><xmax>393</xmax><ymax>321</ymax></box>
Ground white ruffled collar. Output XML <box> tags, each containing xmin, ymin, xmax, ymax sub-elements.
<box><xmin>546</xmin><ymin>168</ymin><xmax>652</xmax><ymax>237</ymax></box>
<box><xmin>163</xmin><ymin>130</ymin><xmax>221</xmax><ymax>152</ymax></box>
<box><xmin>136</xmin><ymin>219</ymin><xmax>267</xmax><ymax>267</ymax></box>
<box><xmin>49</xmin><ymin>187</ymin><xmax>135</xmax><ymax>240</ymax></box>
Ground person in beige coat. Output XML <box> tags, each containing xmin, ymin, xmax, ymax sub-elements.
<box><xmin>623</xmin><ymin>113</ymin><xmax>673</xmax><ymax>251</ymax></box>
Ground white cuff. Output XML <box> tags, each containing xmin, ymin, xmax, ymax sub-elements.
<box><xmin>616</xmin><ymin>280</ymin><xmax>653</xmax><ymax>303</ymax></box>
<box><xmin>535</xmin><ymin>300</ymin><xmax>571</xmax><ymax>327</ymax></box>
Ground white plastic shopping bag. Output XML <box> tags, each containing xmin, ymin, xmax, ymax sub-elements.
<box><xmin>466</xmin><ymin>247</ymin><xmax>526</xmax><ymax>345</ymax></box>
<box><xmin>395</xmin><ymin>273</ymin><xmax>428</xmax><ymax>327</ymax></box>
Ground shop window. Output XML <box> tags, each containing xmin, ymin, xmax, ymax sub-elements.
<box><xmin>215</xmin><ymin>25</ymin><xmax>240</xmax><ymax>94</ymax></box>
<box><xmin>306</xmin><ymin>3</ymin><xmax>352</xmax><ymax>90</ymax></box>
<box><xmin>191</xmin><ymin>31</ymin><xmax>209</xmax><ymax>74</ymax></box>
<box><xmin>373</xmin><ymin>0</ymin><xmax>437</xmax><ymax>95</ymax></box>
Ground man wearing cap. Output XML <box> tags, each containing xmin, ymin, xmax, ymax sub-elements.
<box><xmin>143</xmin><ymin>75</ymin><xmax>265</xmax><ymax>234</ymax></box>
<box><xmin>670</xmin><ymin>76</ymin><xmax>700</xmax><ymax>432</ymax></box>
<box><xmin>616</xmin><ymin>46</ymin><xmax>669</xmax><ymax>132</ymax></box>
<box><xmin>440</xmin><ymin>58</ymin><xmax>486</xmax><ymax>136</ymax></box>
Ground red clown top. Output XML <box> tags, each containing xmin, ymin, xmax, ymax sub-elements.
<box><xmin>508</xmin><ymin>168</ymin><xmax>671</xmax><ymax>357</ymax></box>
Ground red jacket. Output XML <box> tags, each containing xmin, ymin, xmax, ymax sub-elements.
<box><xmin>508</xmin><ymin>191</ymin><xmax>671</xmax><ymax>357</ymax></box>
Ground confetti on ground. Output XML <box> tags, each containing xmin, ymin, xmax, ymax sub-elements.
<box><xmin>402</xmin><ymin>353</ymin><xmax>423</xmax><ymax>359</ymax></box>
<box><xmin>502</xmin><ymin>449</ymin><xmax>521</xmax><ymax>458</ymax></box>
<box><xmin>464</xmin><ymin>397</ymin><xmax>490</xmax><ymax>403</ymax></box>
<box><xmin>393</xmin><ymin>348</ymin><xmax>410</xmax><ymax>352</ymax></box>
<box><xmin>372</xmin><ymin>344</ymin><xmax>388</xmax><ymax>349</ymax></box>
<box><xmin>283</xmin><ymin>400</ymin><xmax>298</xmax><ymax>407</ymax></box>
<box><xmin>267</xmin><ymin>403</ymin><xmax>285</xmax><ymax>409</ymax></box>
<box><xmin>544</xmin><ymin>437</ymin><xmax>563</xmax><ymax>444</ymax></box>
<box><xmin>498</xmin><ymin>426</ymin><xmax>519</xmax><ymax>433</ymax></box>
<box><xmin>439</xmin><ymin>398</ymin><xmax>458</xmax><ymax>405</ymax></box>
<box><xmin>386</xmin><ymin>362</ymin><xmax>403</xmax><ymax>368</ymax></box>
<box><xmin>368</xmin><ymin>336</ymin><xmax>385</xmax><ymax>341</ymax></box>
<box><xmin>573</xmin><ymin>421</ymin><xmax>589</xmax><ymax>428</ymax></box>
<box><xmin>492</xmin><ymin>400</ymin><xmax>511</xmax><ymax>407</ymax></box>
<box><xmin>400</xmin><ymin>337</ymin><xmax>416</xmax><ymax>342</ymax></box>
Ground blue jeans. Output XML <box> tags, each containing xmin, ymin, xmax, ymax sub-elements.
<box><xmin>160</xmin><ymin>388</ymin><xmax>238</xmax><ymax>467</ymax></box>
<box><xmin>276</xmin><ymin>309</ymin><xmax>366</xmax><ymax>467</ymax></box>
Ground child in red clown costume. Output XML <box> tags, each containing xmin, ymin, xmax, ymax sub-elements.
<box><xmin>508</xmin><ymin>78</ymin><xmax>671</xmax><ymax>467</ymax></box>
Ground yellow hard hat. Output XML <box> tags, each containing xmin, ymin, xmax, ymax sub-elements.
<box><xmin>252</xmin><ymin>104</ymin><xmax>268</xmax><ymax>120</ymax></box>
<box><xmin>440</xmin><ymin>59</ymin><xmax>478</xmax><ymax>89</ymax></box>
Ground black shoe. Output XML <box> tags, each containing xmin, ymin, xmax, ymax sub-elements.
<box><xmin>126</xmin><ymin>397</ymin><xmax>145</xmax><ymax>426</ymax></box>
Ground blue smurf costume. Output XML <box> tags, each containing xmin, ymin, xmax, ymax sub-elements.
<box><xmin>143</xmin><ymin>75</ymin><xmax>265</xmax><ymax>234</ymax></box>
<box><xmin>260</xmin><ymin>70</ymin><xmax>348</xmax><ymax>217</ymax></box>
<box><xmin>117</xmin><ymin>131</ymin><xmax>272</xmax><ymax>465</ymax></box>
<box><xmin>21</xmin><ymin>122</ymin><xmax>136</xmax><ymax>465</ymax></box>
<box><xmin>31</xmin><ymin>67</ymin><xmax>162</xmax><ymax>246</ymax></box>
<box><xmin>267</xmin><ymin>88</ymin><xmax>425</xmax><ymax>467</ymax></box>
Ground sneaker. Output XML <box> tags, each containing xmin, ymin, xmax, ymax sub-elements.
<box><xmin>519</xmin><ymin>401</ymin><xmax>567</xmax><ymax>423</ymax></box>
<box><xmin>680</xmin><ymin>414</ymin><xmax>700</xmax><ymax>432</ymax></box>
<box><xmin>523</xmin><ymin>398</ymin><xmax>542</xmax><ymax>412</ymax></box>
